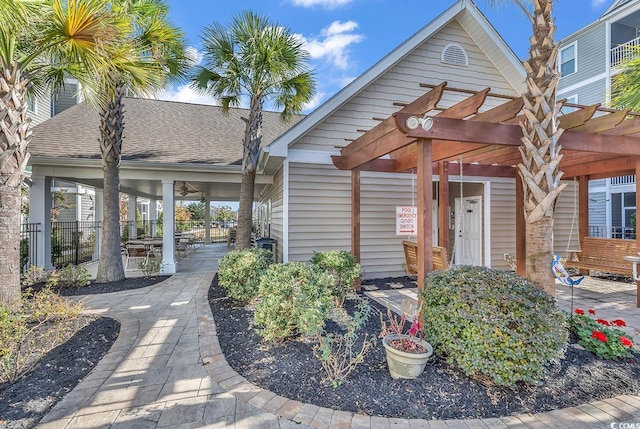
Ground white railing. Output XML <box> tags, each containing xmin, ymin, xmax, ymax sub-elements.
<box><xmin>610</xmin><ymin>175</ymin><xmax>636</xmax><ymax>186</ymax></box>
<box><xmin>611</xmin><ymin>36</ymin><xmax>640</xmax><ymax>67</ymax></box>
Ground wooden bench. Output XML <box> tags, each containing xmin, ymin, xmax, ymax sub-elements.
<box><xmin>564</xmin><ymin>237</ymin><xmax>636</xmax><ymax>276</ymax></box>
<box><xmin>402</xmin><ymin>240</ymin><xmax>449</xmax><ymax>276</ymax></box>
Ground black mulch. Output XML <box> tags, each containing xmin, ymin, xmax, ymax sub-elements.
<box><xmin>2</xmin><ymin>275</ymin><xmax>165</xmax><ymax>428</ymax></box>
<box><xmin>209</xmin><ymin>275</ymin><xmax>640</xmax><ymax>420</ymax></box>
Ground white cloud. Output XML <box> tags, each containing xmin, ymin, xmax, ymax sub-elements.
<box><xmin>304</xmin><ymin>91</ymin><xmax>327</xmax><ymax>112</ymax></box>
<box><xmin>291</xmin><ymin>0</ymin><xmax>352</xmax><ymax>9</ymax></box>
<box><xmin>297</xmin><ymin>20</ymin><xmax>364</xmax><ymax>70</ymax></box>
<box><xmin>591</xmin><ymin>0</ymin><xmax>608</xmax><ymax>7</ymax></box>
<box><xmin>185</xmin><ymin>46</ymin><xmax>203</xmax><ymax>65</ymax></box>
<box><xmin>156</xmin><ymin>84</ymin><xmax>219</xmax><ymax>106</ymax></box>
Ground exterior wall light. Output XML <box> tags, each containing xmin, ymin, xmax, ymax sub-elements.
<box><xmin>405</xmin><ymin>115</ymin><xmax>434</xmax><ymax>131</ymax></box>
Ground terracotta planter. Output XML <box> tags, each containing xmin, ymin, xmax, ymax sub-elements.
<box><xmin>382</xmin><ymin>334</ymin><xmax>433</xmax><ymax>379</ymax></box>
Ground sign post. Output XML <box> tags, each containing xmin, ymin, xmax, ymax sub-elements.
<box><xmin>396</xmin><ymin>206</ymin><xmax>417</xmax><ymax>236</ymax></box>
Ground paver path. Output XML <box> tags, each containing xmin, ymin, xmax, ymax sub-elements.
<box><xmin>39</xmin><ymin>272</ymin><xmax>640</xmax><ymax>428</ymax></box>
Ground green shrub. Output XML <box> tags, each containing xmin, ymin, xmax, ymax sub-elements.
<box><xmin>254</xmin><ymin>262</ymin><xmax>334</xmax><ymax>342</ymax></box>
<box><xmin>52</xmin><ymin>264</ymin><xmax>91</xmax><ymax>289</ymax></box>
<box><xmin>311</xmin><ymin>250</ymin><xmax>361</xmax><ymax>306</ymax></box>
<box><xmin>420</xmin><ymin>266</ymin><xmax>567</xmax><ymax>387</ymax></box>
<box><xmin>21</xmin><ymin>265</ymin><xmax>48</xmax><ymax>287</ymax></box>
<box><xmin>218</xmin><ymin>248</ymin><xmax>274</xmax><ymax>302</ymax></box>
<box><xmin>569</xmin><ymin>308</ymin><xmax>635</xmax><ymax>360</ymax></box>
<box><xmin>138</xmin><ymin>257</ymin><xmax>161</xmax><ymax>279</ymax></box>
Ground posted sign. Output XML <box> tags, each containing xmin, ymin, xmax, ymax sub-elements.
<box><xmin>396</xmin><ymin>206</ymin><xmax>417</xmax><ymax>236</ymax></box>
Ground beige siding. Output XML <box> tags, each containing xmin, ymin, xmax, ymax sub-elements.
<box><xmin>256</xmin><ymin>167</ymin><xmax>285</xmax><ymax>263</ymax></box>
<box><xmin>27</xmin><ymin>92</ymin><xmax>51</xmax><ymax>127</ymax></box>
<box><xmin>291</xmin><ymin>19</ymin><xmax>521</xmax><ymax>153</ymax></box>
<box><xmin>488</xmin><ymin>179</ymin><xmax>516</xmax><ymax>270</ymax></box>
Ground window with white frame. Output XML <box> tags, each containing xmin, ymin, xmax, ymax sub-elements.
<box><xmin>561</xmin><ymin>94</ymin><xmax>578</xmax><ymax>114</ymax></box>
<box><xmin>559</xmin><ymin>42</ymin><xmax>577</xmax><ymax>76</ymax></box>
<box><xmin>26</xmin><ymin>95</ymin><xmax>37</xmax><ymax>114</ymax></box>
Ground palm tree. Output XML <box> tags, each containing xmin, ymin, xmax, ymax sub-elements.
<box><xmin>611</xmin><ymin>47</ymin><xmax>640</xmax><ymax>110</ymax></box>
<box><xmin>95</xmin><ymin>0</ymin><xmax>187</xmax><ymax>283</ymax></box>
<box><xmin>0</xmin><ymin>0</ymin><xmax>119</xmax><ymax>306</ymax></box>
<box><xmin>193</xmin><ymin>11</ymin><xmax>316</xmax><ymax>249</ymax></box>
<box><xmin>489</xmin><ymin>0</ymin><xmax>564</xmax><ymax>295</ymax></box>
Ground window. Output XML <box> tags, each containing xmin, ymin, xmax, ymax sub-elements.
<box><xmin>441</xmin><ymin>44</ymin><xmax>469</xmax><ymax>66</ymax></box>
<box><xmin>26</xmin><ymin>95</ymin><xmax>37</xmax><ymax>114</ymax></box>
<box><xmin>560</xmin><ymin>94</ymin><xmax>578</xmax><ymax>114</ymax></box>
<box><xmin>559</xmin><ymin>42</ymin><xmax>577</xmax><ymax>76</ymax></box>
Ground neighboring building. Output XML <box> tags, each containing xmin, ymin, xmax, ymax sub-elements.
<box><xmin>558</xmin><ymin>0</ymin><xmax>640</xmax><ymax>239</ymax></box>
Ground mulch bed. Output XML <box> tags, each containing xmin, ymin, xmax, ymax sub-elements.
<box><xmin>209</xmin><ymin>275</ymin><xmax>640</xmax><ymax>420</ymax></box>
<box><xmin>1</xmin><ymin>275</ymin><xmax>166</xmax><ymax>428</ymax></box>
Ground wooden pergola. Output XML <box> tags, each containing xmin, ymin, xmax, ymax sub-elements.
<box><xmin>332</xmin><ymin>82</ymin><xmax>640</xmax><ymax>307</ymax></box>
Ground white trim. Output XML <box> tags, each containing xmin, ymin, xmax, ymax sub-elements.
<box><xmin>282</xmin><ymin>160</ymin><xmax>290</xmax><ymax>262</ymax></box>
<box><xmin>483</xmin><ymin>180</ymin><xmax>491</xmax><ymax>268</ymax></box>
<box><xmin>605</xmin><ymin>21</ymin><xmax>612</xmax><ymax>106</ymax></box>
<box><xmin>557</xmin><ymin>72</ymin><xmax>608</xmax><ymax>95</ymax></box>
<box><xmin>26</xmin><ymin>95</ymin><xmax>37</xmax><ymax>115</ymax></box>
<box><xmin>288</xmin><ymin>149</ymin><xmax>338</xmax><ymax>165</ymax></box>
<box><xmin>268</xmin><ymin>0</ymin><xmax>525</xmax><ymax>155</ymax></box>
<box><xmin>559</xmin><ymin>41</ymin><xmax>578</xmax><ymax>77</ymax></box>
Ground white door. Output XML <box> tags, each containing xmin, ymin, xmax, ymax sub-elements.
<box><xmin>454</xmin><ymin>196</ymin><xmax>483</xmax><ymax>266</ymax></box>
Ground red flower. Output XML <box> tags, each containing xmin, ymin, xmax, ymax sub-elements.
<box><xmin>574</xmin><ymin>309</ymin><xmax>584</xmax><ymax>315</ymax></box>
<box><xmin>591</xmin><ymin>330</ymin><xmax>608</xmax><ymax>343</ymax></box>
<box><xmin>620</xmin><ymin>336</ymin><xmax>633</xmax><ymax>347</ymax></box>
<box><xmin>612</xmin><ymin>319</ymin><xmax>627</xmax><ymax>327</ymax></box>
<box><xmin>596</xmin><ymin>318</ymin><xmax>611</xmax><ymax>326</ymax></box>
<box><xmin>588</xmin><ymin>309</ymin><xmax>596</xmax><ymax>315</ymax></box>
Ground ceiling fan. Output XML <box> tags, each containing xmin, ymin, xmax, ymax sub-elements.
<box><xmin>178</xmin><ymin>181</ymin><xmax>199</xmax><ymax>197</ymax></box>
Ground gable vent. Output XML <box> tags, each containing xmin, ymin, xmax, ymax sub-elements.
<box><xmin>441</xmin><ymin>44</ymin><xmax>469</xmax><ymax>66</ymax></box>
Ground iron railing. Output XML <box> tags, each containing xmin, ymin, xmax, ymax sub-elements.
<box><xmin>20</xmin><ymin>223</ymin><xmax>41</xmax><ymax>274</ymax></box>
<box><xmin>589</xmin><ymin>225</ymin><xmax>636</xmax><ymax>240</ymax></box>
<box><xmin>119</xmin><ymin>219</ymin><xmax>229</xmax><ymax>243</ymax></box>
<box><xmin>51</xmin><ymin>221</ymin><xmax>101</xmax><ymax>268</ymax></box>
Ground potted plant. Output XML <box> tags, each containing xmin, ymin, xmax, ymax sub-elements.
<box><xmin>379</xmin><ymin>305</ymin><xmax>433</xmax><ymax>379</ymax></box>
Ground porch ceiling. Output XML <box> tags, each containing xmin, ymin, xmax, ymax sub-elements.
<box><xmin>332</xmin><ymin>81</ymin><xmax>640</xmax><ymax>179</ymax></box>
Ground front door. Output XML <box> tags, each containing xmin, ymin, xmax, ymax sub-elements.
<box><xmin>454</xmin><ymin>196</ymin><xmax>482</xmax><ymax>266</ymax></box>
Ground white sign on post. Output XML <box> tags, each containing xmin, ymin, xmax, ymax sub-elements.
<box><xmin>396</xmin><ymin>206</ymin><xmax>417</xmax><ymax>236</ymax></box>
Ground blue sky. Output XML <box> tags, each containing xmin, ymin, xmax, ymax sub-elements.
<box><xmin>160</xmin><ymin>0</ymin><xmax>613</xmax><ymax>111</ymax></box>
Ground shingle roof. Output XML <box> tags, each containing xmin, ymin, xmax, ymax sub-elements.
<box><xmin>30</xmin><ymin>97</ymin><xmax>303</xmax><ymax>165</ymax></box>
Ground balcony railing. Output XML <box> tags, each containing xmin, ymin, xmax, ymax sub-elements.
<box><xmin>610</xmin><ymin>175</ymin><xmax>636</xmax><ymax>185</ymax></box>
<box><xmin>589</xmin><ymin>225</ymin><xmax>636</xmax><ymax>240</ymax></box>
<box><xmin>612</xmin><ymin>36</ymin><xmax>640</xmax><ymax>67</ymax></box>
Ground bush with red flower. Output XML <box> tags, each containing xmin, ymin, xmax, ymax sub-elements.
<box><xmin>569</xmin><ymin>308</ymin><xmax>635</xmax><ymax>360</ymax></box>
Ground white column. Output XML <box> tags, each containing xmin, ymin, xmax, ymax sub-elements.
<box><xmin>75</xmin><ymin>185</ymin><xmax>83</xmax><ymax>221</ymax></box>
<box><xmin>161</xmin><ymin>180</ymin><xmax>176</xmax><ymax>273</ymax></box>
<box><xmin>128</xmin><ymin>195</ymin><xmax>137</xmax><ymax>239</ymax></box>
<box><xmin>93</xmin><ymin>189</ymin><xmax>103</xmax><ymax>261</ymax></box>
<box><xmin>149</xmin><ymin>199</ymin><xmax>158</xmax><ymax>237</ymax></box>
<box><xmin>204</xmin><ymin>199</ymin><xmax>211</xmax><ymax>244</ymax></box>
<box><xmin>29</xmin><ymin>175</ymin><xmax>53</xmax><ymax>269</ymax></box>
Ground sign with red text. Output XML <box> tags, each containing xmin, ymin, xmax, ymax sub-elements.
<box><xmin>396</xmin><ymin>206</ymin><xmax>417</xmax><ymax>235</ymax></box>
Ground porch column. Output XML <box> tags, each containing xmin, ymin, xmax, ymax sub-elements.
<box><xmin>438</xmin><ymin>161</ymin><xmax>449</xmax><ymax>253</ymax></box>
<box><xmin>515</xmin><ymin>174</ymin><xmax>526</xmax><ymax>276</ymax></box>
<box><xmin>161</xmin><ymin>180</ymin><xmax>177</xmax><ymax>274</ymax></box>
<box><xmin>128</xmin><ymin>195</ymin><xmax>137</xmax><ymax>239</ymax></box>
<box><xmin>351</xmin><ymin>170</ymin><xmax>361</xmax><ymax>263</ymax></box>
<box><xmin>29</xmin><ymin>175</ymin><xmax>52</xmax><ymax>269</ymax></box>
<box><xmin>204</xmin><ymin>199</ymin><xmax>211</xmax><ymax>244</ymax></box>
<box><xmin>75</xmin><ymin>185</ymin><xmax>83</xmax><ymax>221</ymax></box>
<box><xmin>93</xmin><ymin>189</ymin><xmax>103</xmax><ymax>261</ymax></box>
<box><xmin>417</xmin><ymin>139</ymin><xmax>433</xmax><ymax>293</ymax></box>
<box><xmin>149</xmin><ymin>199</ymin><xmax>158</xmax><ymax>237</ymax></box>
<box><xmin>578</xmin><ymin>176</ymin><xmax>589</xmax><ymax>247</ymax></box>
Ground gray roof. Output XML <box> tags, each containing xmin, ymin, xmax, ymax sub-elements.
<box><xmin>30</xmin><ymin>97</ymin><xmax>303</xmax><ymax>165</ymax></box>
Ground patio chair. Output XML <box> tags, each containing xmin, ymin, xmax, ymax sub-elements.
<box><xmin>176</xmin><ymin>237</ymin><xmax>190</xmax><ymax>259</ymax></box>
<box><xmin>124</xmin><ymin>243</ymin><xmax>149</xmax><ymax>271</ymax></box>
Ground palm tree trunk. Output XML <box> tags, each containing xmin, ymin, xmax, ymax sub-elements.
<box><xmin>0</xmin><ymin>63</ymin><xmax>30</xmax><ymax>307</ymax></box>
<box><xmin>236</xmin><ymin>96</ymin><xmax>263</xmax><ymax>249</ymax></box>
<box><xmin>96</xmin><ymin>84</ymin><xmax>125</xmax><ymax>282</ymax></box>
<box><xmin>517</xmin><ymin>0</ymin><xmax>565</xmax><ymax>295</ymax></box>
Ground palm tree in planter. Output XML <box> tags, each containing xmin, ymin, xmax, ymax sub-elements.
<box><xmin>193</xmin><ymin>11</ymin><xmax>316</xmax><ymax>249</ymax></box>
<box><xmin>489</xmin><ymin>0</ymin><xmax>564</xmax><ymax>295</ymax></box>
<box><xmin>0</xmin><ymin>0</ymin><xmax>119</xmax><ymax>306</ymax></box>
<box><xmin>95</xmin><ymin>0</ymin><xmax>187</xmax><ymax>282</ymax></box>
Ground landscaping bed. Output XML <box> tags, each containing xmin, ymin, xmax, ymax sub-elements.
<box><xmin>209</xmin><ymin>274</ymin><xmax>640</xmax><ymax>420</ymax></box>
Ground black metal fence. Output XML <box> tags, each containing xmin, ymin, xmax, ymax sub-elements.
<box><xmin>51</xmin><ymin>221</ymin><xmax>101</xmax><ymax>268</ymax></box>
<box><xmin>20</xmin><ymin>223</ymin><xmax>41</xmax><ymax>274</ymax></box>
<box><xmin>119</xmin><ymin>220</ymin><xmax>229</xmax><ymax>243</ymax></box>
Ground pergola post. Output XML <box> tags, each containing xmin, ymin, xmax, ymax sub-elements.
<box><xmin>417</xmin><ymin>139</ymin><xmax>433</xmax><ymax>293</ymax></box>
<box><xmin>515</xmin><ymin>173</ymin><xmax>526</xmax><ymax>276</ymax></box>
<box><xmin>438</xmin><ymin>161</ymin><xmax>449</xmax><ymax>253</ymax></box>
<box><xmin>636</xmin><ymin>160</ymin><xmax>640</xmax><ymax>307</ymax></box>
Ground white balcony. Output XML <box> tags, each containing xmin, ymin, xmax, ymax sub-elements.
<box><xmin>612</xmin><ymin>36</ymin><xmax>640</xmax><ymax>67</ymax></box>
